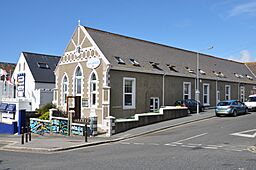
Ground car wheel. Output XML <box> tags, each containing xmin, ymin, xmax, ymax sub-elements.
<box><xmin>233</xmin><ymin>110</ymin><xmax>237</xmax><ymax>117</ymax></box>
<box><xmin>216</xmin><ymin>113</ymin><xmax>220</xmax><ymax>117</ymax></box>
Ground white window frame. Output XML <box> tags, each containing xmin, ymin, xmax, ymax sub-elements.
<box><xmin>240</xmin><ymin>86</ymin><xmax>245</xmax><ymax>102</ymax></box>
<box><xmin>225</xmin><ymin>85</ymin><xmax>231</xmax><ymax>100</ymax></box>
<box><xmin>62</xmin><ymin>75</ymin><xmax>68</xmax><ymax>105</ymax></box>
<box><xmin>74</xmin><ymin>66</ymin><xmax>82</xmax><ymax>95</ymax></box>
<box><xmin>203</xmin><ymin>83</ymin><xmax>210</xmax><ymax>106</ymax></box>
<box><xmin>90</xmin><ymin>72</ymin><xmax>98</xmax><ymax>108</ymax></box>
<box><xmin>183</xmin><ymin>82</ymin><xmax>191</xmax><ymax>100</ymax></box>
<box><xmin>150</xmin><ymin>97</ymin><xmax>160</xmax><ymax>112</ymax></box>
<box><xmin>123</xmin><ymin>77</ymin><xmax>136</xmax><ymax>109</ymax></box>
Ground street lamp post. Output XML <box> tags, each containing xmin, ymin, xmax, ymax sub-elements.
<box><xmin>196</xmin><ymin>52</ymin><xmax>200</xmax><ymax>114</ymax></box>
<box><xmin>196</xmin><ymin>46</ymin><xmax>213</xmax><ymax>114</ymax></box>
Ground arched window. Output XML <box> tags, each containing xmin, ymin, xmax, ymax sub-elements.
<box><xmin>75</xmin><ymin>66</ymin><xmax>82</xmax><ymax>95</ymax></box>
<box><xmin>90</xmin><ymin>72</ymin><xmax>97</xmax><ymax>107</ymax></box>
<box><xmin>62</xmin><ymin>75</ymin><xmax>68</xmax><ymax>104</ymax></box>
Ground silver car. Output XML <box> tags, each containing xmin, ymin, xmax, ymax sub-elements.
<box><xmin>215</xmin><ymin>100</ymin><xmax>248</xmax><ymax>117</ymax></box>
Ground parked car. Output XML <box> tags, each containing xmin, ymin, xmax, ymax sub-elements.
<box><xmin>244</xmin><ymin>94</ymin><xmax>256</xmax><ymax>111</ymax></box>
<box><xmin>215</xmin><ymin>100</ymin><xmax>248</xmax><ymax>117</ymax></box>
<box><xmin>174</xmin><ymin>99</ymin><xmax>204</xmax><ymax>114</ymax></box>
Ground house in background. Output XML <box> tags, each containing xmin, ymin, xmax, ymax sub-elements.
<box><xmin>9</xmin><ymin>52</ymin><xmax>60</xmax><ymax>111</ymax></box>
<box><xmin>0</xmin><ymin>62</ymin><xmax>16</xmax><ymax>100</ymax></box>
<box><xmin>54</xmin><ymin>24</ymin><xmax>256</xmax><ymax>131</ymax></box>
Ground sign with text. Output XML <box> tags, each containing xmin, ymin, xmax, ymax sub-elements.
<box><xmin>17</xmin><ymin>73</ymin><xmax>25</xmax><ymax>97</ymax></box>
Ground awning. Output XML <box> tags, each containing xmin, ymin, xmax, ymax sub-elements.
<box><xmin>6</xmin><ymin>104</ymin><xmax>16</xmax><ymax>112</ymax></box>
<box><xmin>0</xmin><ymin>103</ymin><xmax>8</xmax><ymax>111</ymax></box>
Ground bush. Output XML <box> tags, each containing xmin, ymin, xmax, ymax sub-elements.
<box><xmin>39</xmin><ymin>111</ymin><xmax>49</xmax><ymax>120</ymax></box>
<box><xmin>36</xmin><ymin>103</ymin><xmax>56</xmax><ymax>116</ymax></box>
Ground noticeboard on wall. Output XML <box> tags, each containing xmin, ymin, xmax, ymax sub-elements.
<box><xmin>82</xmin><ymin>98</ymin><xmax>89</xmax><ymax>107</ymax></box>
<box><xmin>17</xmin><ymin>73</ymin><xmax>25</xmax><ymax>97</ymax></box>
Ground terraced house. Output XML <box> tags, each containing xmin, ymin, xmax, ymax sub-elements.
<box><xmin>54</xmin><ymin>24</ymin><xmax>256</xmax><ymax>130</ymax></box>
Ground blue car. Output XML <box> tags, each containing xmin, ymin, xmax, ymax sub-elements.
<box><xmin>215</xmin><ymin>100</ymin><xmax>248</xmax><ymax>117</ymax></box>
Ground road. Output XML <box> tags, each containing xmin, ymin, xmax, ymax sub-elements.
<box><xmin>0</xmin><ymin>111</ymin><xmax>256</xmax><ymax>170</ymax></box>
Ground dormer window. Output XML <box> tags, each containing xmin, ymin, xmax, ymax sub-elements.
<box><xmin>150</xmin><ymin>62</ymin><xmax>162</xmax><ymax>71</ymax></box>
<box><xmin>199</xmin><ymin>69</ymin><xmax>206</xmax><ymax>75</ymax></box>
<box><xmin>166</xmin><ymin>64</ymin><xmax>178</xmax><ymax>72</ymax></box>
<box><xmin>37</xmin><ymin>62</ymin><xmax>50</xmax><ymax>69</ymax></box>
<box><xmin>185</xmin><ymin>67</ymin><xmax>195</xmax><ymax>74</ymax></box>
<box><xmin>129</xmin><ymin>59</ymin><xmax>140</xmax><ymax>66</ymax></box>
<box><xmin>114</xmin><ymin>56</ymin><xmax>125</xmax><ymax>64</ymax></box>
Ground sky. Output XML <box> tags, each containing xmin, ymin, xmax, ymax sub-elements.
<box><xmin>0</xmin><ymin>0</ymin><xmax>256</xmax><ymax>64</ymax></box>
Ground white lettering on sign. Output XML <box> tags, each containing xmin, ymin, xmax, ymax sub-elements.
<box><xmin>86</xmin><ymin>58</ymin><xmax>100</xmax><ymax>69</ymax></box>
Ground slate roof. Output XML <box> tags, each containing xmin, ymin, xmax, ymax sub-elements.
<box><xmin>85</xmin><ymin>26</ymin><xmax>256</xmax><ymax>84</ymax></box>
<box><xmin>23</xmin><ymin>52</ymin><xmax>60</xmax><ymax>83</ymax></box>
<box><xmin>245</xmin><ymin>62</ymin><xmax>256</xmax><ymax>77</ymax></box>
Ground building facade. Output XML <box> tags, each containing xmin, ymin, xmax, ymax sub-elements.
<box><xmin>11</xmin><ymin>52</ymin><xmax>60</xmax><ymax>111</ymax></box>
<box><xmin>54</xmin><ymin>25</ymin><xmax>256</xmax><ymax>130</ymax></box>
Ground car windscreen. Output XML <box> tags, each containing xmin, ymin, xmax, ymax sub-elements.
<box><xmin>217</xmin><ymin>102</ymin><xmax>231</xmax><ymax>106</ymax></box>
<box><xmin>247</xmin><ymin>97</ymin><xmax>256</xmax><ymax>102</ymax></box>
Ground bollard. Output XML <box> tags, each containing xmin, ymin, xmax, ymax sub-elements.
<box><xmin>25</xmin><ymin>126</ymin><xmax>28</xmax><ymax>143</ymax></box>
<box><xmin>21</xmin><ymin>126</ymin><xmax>24</xmax><ymax>145</ymax></box>
<box><xmin>28</xmin><ymin>126</ymin><xmax>31</xmax><ymax>141</ymax></box>
<box><xmin>84</xmin><ymin>125</ymin><xmax>87</xmax><ymax>143</ymax></box>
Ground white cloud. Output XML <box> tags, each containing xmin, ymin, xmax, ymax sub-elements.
<box><xmin>229</xmin><ymin>2</ymin><xmax>256</xmax><ymax>17</ymax></box>
<box><xmin>228</xmin><ymin>50</ymin><xmax>254</xmax><ymax>62</ymax></box>
<box><xmin>228</xmin><ymin>50</ymin><xmax>255</xmax><ymax>63</ymax></box>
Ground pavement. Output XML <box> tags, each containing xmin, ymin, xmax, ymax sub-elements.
<box><xmin>0</xmin><ymin>111</ymin><xmax>216</xmax><ymax>153</ymax></box>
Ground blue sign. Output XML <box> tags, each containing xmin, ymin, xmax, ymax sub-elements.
<box><xmin>17</xmin><ymin>73</ymin><xmax>25</xmax><ymax>97</ymax></box>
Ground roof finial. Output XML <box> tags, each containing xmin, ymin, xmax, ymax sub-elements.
<box><xmin>78</xmin><ymin>20</ymin><xmax>81</xmax><ymax>27</ymax></box>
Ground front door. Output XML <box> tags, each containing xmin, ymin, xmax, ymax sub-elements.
<box><xmin>150</xmin><ymin>97</ymin><xmax>159</xmax><ymax>112</ymax></box>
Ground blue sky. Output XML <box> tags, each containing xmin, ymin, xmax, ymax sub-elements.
<box><xmin>0</xmin><ymin>0</ymin><xmax>256</xmax><ymax>63</ymax></box>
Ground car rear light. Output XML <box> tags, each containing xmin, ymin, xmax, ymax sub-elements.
<box><xmin>228</xmin><ymin>106</ymin><xmax>234</xmax><ymax>109</ymax></box>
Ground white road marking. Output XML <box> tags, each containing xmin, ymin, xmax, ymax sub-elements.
<box><xmin>134</xmin><ymin>143</ymin><xmax>144</xmax><ymax>145</ymax></box>
<box><xmin>223</xmin><ymin>148</ymin><xmax>242</xmax><ymax>152</ymax></box>
<box><xmin>121</xmin><ymin>142</ymin><xmax>130</xmax><ymax>145</ymax></box>
<box><xmin>175</xmin><ymin>133</ymin><xmax>208</xmax><ymax>143</ymax></box>
<box><xmin>181</xmin><ymin>145</ymin><xmax>196</xmax><ymax>148</ymax></box>
<box><xmin>148</xmin><ymin>143</ymin><xmax>160</xmax><ymax>146</ymax></box>
<box><xmin>172</xmin><ymin>142</ymin><xmax>183</xmax><ymax>145</ymax></box>
<box><xmin>203</xmin><ymin>146</ymin><xmax>218</xmax><ymax>150</ymax></box>
<box><xmin>188</xmin><ymin>143</ymin><xmax>202</xmax><ymax>146</ymax></box>
<box><xmin>231</xmin><ymin>129</ymin><xmax>256</xmax><ymax>138</ymax></box>
<box><xmin>164</xmin><ymin>143</ymin><xmax>177</xmax><ymax>146</ymax></box>
<box><xmin>207</xmin><ymin>145</ymin><xmax>222</xmax><ymax>148</ymax></box>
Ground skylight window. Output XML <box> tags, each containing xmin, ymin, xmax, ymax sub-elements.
<box><xmin>185</xmin><ymin>67</ymin><xmax>195</xmax><ymax>74</ymax></box>
<box><xmin>246</xmin><ymin>75</ymin><xmax>253</xmax><ymax>80</ymax></box>
<box><xmin>129</xmin><ymin>59</ymin><xmax>140</xmax><ymax>66</ymax></box>
<box><xmin>213</xmin><ymin>71</ymin><xmax>225</xmax><ymax>78</ymax></box>
<box><xmin>218</xmin><ymin>72</ymin><xmax>225</xmax><ymax>78</ymax></box>
<box><xmin>166</xmin><ymin>64</ymin><xmax>178</xmax><ymax>72</ymax></box>
<box><xmin>37</xmin><ymin>62</ymin><xmax>50</xmax><ymax>69</ymax></box>
<box><xmin>150</xmin><ymin>62</ymin><xmax>162</xmax><ymax>71</ymax></box>
<box><xmin>114</xmin><ymin>56</ymin><xmax>125</xmax><ymax>64</ymax></box>
<box><xmin>234</xmin><ymin>73</ymin><xmax>239</xmax><ymax>78</ymax></box>
<box><xmin>199</xmin><ymin>69</ymin><xmax>206</xmax><ymax>75</ymax></box>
